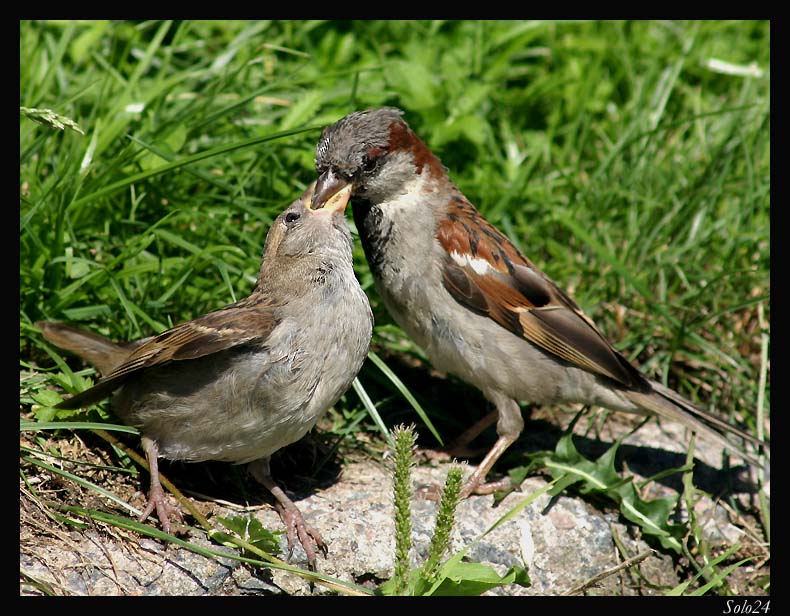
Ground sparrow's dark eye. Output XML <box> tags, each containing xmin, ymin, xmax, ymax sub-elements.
<box><xmin>362</xmin><ymin>155</ymin><xmax>378</xmax><ymax>173</ymax></box>
<box><xmin>284</xmin><ymin>212</ymin><xmax>301</xmax><ymax>225</ymax></box>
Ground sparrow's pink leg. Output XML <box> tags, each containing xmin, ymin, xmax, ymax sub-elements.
<box><xmin>459</xmin><ymin>394</ymin><xmax>524</xmax><ymax>497</ymax></box>
<box><xmin>248</xmin><ymin>458</ymin><xmax>327</xmax><ymax>570</ymax></box>
<box><xmin>137</xmin><ymin>437</ymin><xmax>183</xmax><ymax>533</ymax></box>
<box><xmin>458</xmin><ymin>433</ymin><xmax>520</xmax><ymax>497</ymax></box>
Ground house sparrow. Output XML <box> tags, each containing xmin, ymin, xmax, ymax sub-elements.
<box><xmin>311</xmin><ymin>107</ymin><xmax>767</xmax><ymax>497</ymax></box>
<box><xmin>36</xmin><ymin>181</ymin><xmax>373</xmax><ymax>567</ymax></box>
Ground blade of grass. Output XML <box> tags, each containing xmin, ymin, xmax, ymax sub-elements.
<box><xmin>22</xmin><ymin>456</ymin><xmax>142</xmax><ymax>515</ymax></box>
<box><xmin>66</xmin><ymin>125</ymin><xmax>322</xmax><ymax>213</ymax></box>
<box><xmin>367</xmin><ymin>350</ymin><xmax>443</xmax><ymax>446</ymax></box>
<box><xmin>352</xmin><ymin>377</ymin><xmax>392</xmax><ymax>446</ymax></box>
<box><xmin>21</xmin><ymin>420</ymin><xmax>139</xmax><ymax>435</ymax></box>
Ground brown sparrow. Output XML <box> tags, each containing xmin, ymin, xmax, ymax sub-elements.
<box><xmin>37</xmin><ymin>181</ymin><xmax>373</xmax><ymax>567</ymax></box>
<box><xmin>311</xmin><ymin>107</ymin><xmax>767</xmax><ymax>497</ymax></box>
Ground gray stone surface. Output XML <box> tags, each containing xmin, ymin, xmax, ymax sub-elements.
<box><xmin>20</xmin><ymin>430</ymin><xmax>765</xmax><ymax>597</ymax></box>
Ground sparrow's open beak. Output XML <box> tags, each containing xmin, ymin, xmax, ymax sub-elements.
<box><xmin>310</xmin><ymin>169</ymin><xmax>353</xmax><ymax>213</ymax></box>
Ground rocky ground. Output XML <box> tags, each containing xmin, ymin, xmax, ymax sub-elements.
<box><xmin>19</xmin><ymin>409</ymin><xmax>769</xmax><ymax>596</ymax></box>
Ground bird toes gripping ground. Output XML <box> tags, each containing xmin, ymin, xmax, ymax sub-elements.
<box><xmin>459</xmin><ymin>475</ymin><xmax>516</xmax><ymax>499</ymax></box>
<box><xmin>414</xmin><ymin>466</ymin><xmax>516</xmax><ymax>501</ymax></box>
<box><xmin>273</xmin><ymin>499</ymin><xmax>328</xmax><ymax>570</ymax></box>
<box><xmin>250</xmin><ymin>460</ymin><xmax>328</xmax><ymax>570</ymax></box>
<box><xmin>137</xmin><ymin>437</ymin><xmax>184</xmax><ymax>533</ymax></box>
<box><xmin>137</xmin><ymin>483</ymin><xmax>184</xmax><ymax>534</ymax></box>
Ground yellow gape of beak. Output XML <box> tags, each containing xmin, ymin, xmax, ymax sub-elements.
<box><xmin>309</xmin><ymin>183</ymin><xmax>352</xmax><ymax>214</ymax></box>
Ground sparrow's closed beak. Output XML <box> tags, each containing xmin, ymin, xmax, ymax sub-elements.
<box><xmin>311</xmin><ymin>169</ymin><xmax>352</xmax><ymax>212</ymax></box>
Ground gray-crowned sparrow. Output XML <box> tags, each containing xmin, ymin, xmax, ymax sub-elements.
<box><xmin>37</xmin><ymin>181</ymin><xmax>373</xmax><ymax>566</ymax></box>
<box><xmin>311</xmin><ymin>107</ymin><xmax>767</xmax><ymax>497</ymax></box>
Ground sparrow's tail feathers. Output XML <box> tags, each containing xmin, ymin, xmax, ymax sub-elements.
<box><xmin>36</xmin><ymin>321</ymin><xmax>127</xmax><ymax>376</ymax></box>
<box><xmin>625</xmin><ymin>382</ymin><xmax>767</xmax><ymax>468</ymax></box>
<box><xmin>36</xmin><ymin>321</ymin><xmax>152</xmax><ymax>410</ymax></box>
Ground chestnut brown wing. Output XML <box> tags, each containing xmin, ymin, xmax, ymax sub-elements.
<box><xmin>437</xmin><ymin>198</ymin><xmax>649</xmax><ymax>391</ymax></box>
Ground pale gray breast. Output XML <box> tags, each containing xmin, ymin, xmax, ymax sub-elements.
<box><xmin>110</xmin><ymin>340</ymin><xmax>316</xmax><ymax>462</ymax></box>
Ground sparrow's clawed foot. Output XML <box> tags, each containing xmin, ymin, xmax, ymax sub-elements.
<box><xmin>249</xmin><ymin>458</ymin><xmax>327</xmax><ymax>569</ymax></box>
<box><xmin>272</xmin><ymin>496</ymin><xmax>328</xmax><ymax>570</ymax></box>
<box><xmin>137</xmin><ymin>438</ymin><xmax>185</xmax><ymax>533</ymax></box>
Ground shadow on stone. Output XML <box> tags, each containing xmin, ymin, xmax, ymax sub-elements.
<box><xmin>361</xmin><ymin>350</ymin><xmax>759</xmax><ymax>500</ymax></box>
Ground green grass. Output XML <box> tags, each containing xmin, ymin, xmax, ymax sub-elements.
<box><xmin>20</xmin><ymin>20</ymin><xmax>769</xmax><ymax>595</ymax></box>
